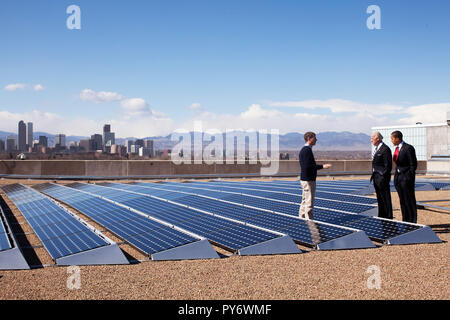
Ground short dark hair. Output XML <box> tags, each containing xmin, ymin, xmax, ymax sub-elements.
<box><xmin>391</xmin><ymin>130</ymin><xmax>403</xmax><ymax>140</ymax></box>
<box><xmin>304</xmin><ymin>132</ymin><xmax>316</xmax><ymax>142</ymax></box>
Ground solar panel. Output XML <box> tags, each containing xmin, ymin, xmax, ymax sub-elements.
<box><xmin>137</xmin><ymin>182</ymin><xmax>377</xmax><ymax>215</ymax></box>
<box><xmin>191</xmin><ymin>181</ymin><xmax>380</xmax><ymax>205</ymax></box>
<box><xmin>34</xmin><ymin>183</ymin><xmax>215</xmax><ymax>258</ymax></box>
<box><xmin>61</xmin><ymin>183</ymin><xmax>299</xmax><ymax>255</ymax></box>
<box><xmin>103</xmin><ymin>182</ymin><xmax>375</xmax><ymax>250</ymax></box>
<box><xmin>0</xmin><ymin>197</ymin><xmax>30</xmax><ymax>270</ymax></box>
<box><xmin>135</xmin><ymin>181</ymin><xmax>441</xmax><ymax>245</ymax></box>
<box><xmin>0</xmin><ymin>222</ymin><xmax>11</xmax><ymax>251</ymax></box>
<box><xmin>202</xmin><ymin>182</ymin><xmax>377</xmax><ymax>204</ymax></box>
<box><xmin>2</xmin><ymin>184</ymin><xmax>112</xmax><ymax>261</ymax></box>
<box><xmin>194</xmin><ymin>180</ymin><xmax>370</xmax><ymax>196</ymax></box>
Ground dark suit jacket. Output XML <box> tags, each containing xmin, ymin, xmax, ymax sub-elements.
<box><xmin>394</xmin><ymin>142</ymin><xmax>417</xmax><ymax>183</ymax></box>
<box><xmin>371</xmin><ymin>143</ymin><xmax>392</xmax><ymax>182</ymax></box>
<box><xmin>299</xmin><ymin>145</ymin><xmax>323</xmax><ymax>181</ymax></box>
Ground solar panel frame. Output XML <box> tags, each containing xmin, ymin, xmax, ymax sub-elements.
<box><xmin>176</xmin><ymin>181</ymin><xmax>379</xmax><ymax>205</ymax></box>
<box><xmin>67</xmin><ymin>183</ymin><xmax>287</xmax><ymax>252</ymax></box>
<box><xmin>135</xmin><ymin>181</ymin><xmax>432</xmax><ymax>244</ymax></box>
<box><xmin>34</xmin><ymin>183</ymin><xmax>203</xmax><ymax>257</ymax></box>
<box><xmin>107</xmin><ymin>182</ymin><xmax>363</xmax><ymax>248</ymax></box>
<box><xmin>2</xmin><ymin>184</ymin><xmax>110</xmax><ymax>261</ymax></box>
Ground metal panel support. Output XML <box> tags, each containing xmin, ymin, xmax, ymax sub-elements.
<box><xmin>56</xmin><ymin>243</ymin><xmax>129</xmax><ymax>266</ymax></box>
<box><xmin>387</xmin><ymin>226</ymin><xmax>442</xmax><ymax>245</ymax></box>
<box><xmin>0</xmin><ymin>247</ymin><xmax>30</xmax><ymax>270</ymax></box>
<box><xmin>238</xmin><ymin>235</ymin><xmax>302</xmax><ymax>256</ymax></box>
<box><xmin>151</xmin><ymin>239</ymin><xmax>220</xmax><ymax>261</ymax></box>
<box><xmin>316</xmin><ymin>230</ymin><xmax>376</xmax><ymax>250</ymax></box>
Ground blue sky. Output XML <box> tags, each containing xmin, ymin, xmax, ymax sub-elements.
<box><xmin>1</xmin><ymin>0</ymin><xmax>449</xmax><ymax>137</ymax></box>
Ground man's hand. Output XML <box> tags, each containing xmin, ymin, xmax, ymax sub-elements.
<box><xmin>323</xmin><ymin>164</ymin><xmax>332</xmax><ymax>169</ymax></box>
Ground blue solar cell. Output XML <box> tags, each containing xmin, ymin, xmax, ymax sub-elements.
<box><xmin>142</xmin><ymin>182</ymin><xmax>377</xmax><ymax>213</ymax></box>
<box><xmin>0</xmin><ymin>231</ymin><xmax>11</xmax><ymax>251</ymax></box>
<box><xmin>42</xmin><ymin>230</ymin><xmax>106</xmax><ymax>259</ymax></box>
<box><xmin>344</xmin><ymin>218</ymin><xmax>420</xmax><ymax>241</ymax></box>
<box><xmin>205</xmin><ymin>224</ymin><xmax>278</xmax><ymax>250</ymax></box>
<box><xmin>34</xmin><ymin>183</ymin><xmax>203</xmax><ymax>256</ymax></box>
<box><xmin>116</xmin><ymin>183</ymin><xmax>358</xmax><ymax>247</ymax></box>
<box><xmin>126</xmin><ymin>229</ymin><xmax>197</xmax><ymax>255</ymax></box>
<box><xmin>66</xmin><ymin>182</ymin><xmax>285</xmax><ymax>251</ymax></box>
<box><xmin>2</xmin><ymin>184</ymin><xmax>109</xmax><ymax>260</ymax></box>
<box><xmin>146</xmin><ymin>181</ymin><xmax>427</xmax><ymax>243</ymax></box>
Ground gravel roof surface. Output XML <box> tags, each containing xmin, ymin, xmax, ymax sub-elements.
<box><xmin>0</xmin><ymin>177</ymin><xmax>448</xmax><ymax>300</ymax></box>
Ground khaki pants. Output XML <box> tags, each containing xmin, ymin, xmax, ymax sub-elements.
<box><xmin>299</xmin><ymin>180</ymin><xmax>316</xmax><ymax>220</ymax></box>
<box><xmin>299</xmin><ymin>180</ymin><xmax>321</xmax><ymax>245</ymax></box>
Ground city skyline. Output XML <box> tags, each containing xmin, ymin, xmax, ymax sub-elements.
<box><xmin>1</xmin><ymin>1</ymin><xmax>450</xmax><ymax>137</ymax></box>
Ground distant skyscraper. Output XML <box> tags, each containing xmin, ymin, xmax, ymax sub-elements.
<box><xmin>26</xmin><ymin>122</ymin><xmax>33</xmax><ymax>149</ymax></box>
<box><xmin>103</xmin><ymin>124</ymin><xmax>115</xmax><ymax>149</ymax></box>
<box><xmin>39</xmin><ymin>136</ymin><xmax>48</xmax><ymax>148</ymax></box>
<box><xmin>135</xmin><ymin>139</ymin><xmax>145</xmax><ymax>148</ymax></box>
<box><xmin>91</xmin><ymin>134</ymin><xmax>103</xmax><ymax>151</ymax></box>
<box><xmin>0</xmin><ymin>139</ymin><xmax>5</xmax><ymax>153</ymax></box>
<box><xmin>6</xmin><ymin>135</ymin><xmax>17</xmax><ymax>151</ymax></box>
<box><xmin>79</xmin><ymin>139</ymin><xmax>91</xmax><ymax>152</ymax></box>
<box><xmin>139</xmin><ymin>147</ymin><xmax>153</xmax><ymax>157</ymax></box>
<box><xmin>18</xmin><ymin>120</ymin><xmax>26</xmax><ymax>151</ymax></box>
<box><xmin>126</xmin><ymin>140</ymin><xmax>134</xmax><ymax>153</ymax></box>
<box><xmin>130</xmin><ymin>145</ymin><xmax>139</xmax><ymax>154</ymax></box>
<box><xmin>144</xmin><ymin>139</ymin><xmax>154</xmax><ymax>157</ymax></box>
<box><xmin>104</xmin><ymin>132</ymin><xmax>115</xmax><ymax>147</ymax></box>
<box><xmin>55</xmin><ymin>134</ymin><xmax>66</xmax><ymax>147</ymax></box>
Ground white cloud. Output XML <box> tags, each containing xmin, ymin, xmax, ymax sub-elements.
<box><xmin>268</xmin><ymin>99</ymin><xmax>405</xmax><ymax>116</ymax></box>
<box><xmin>33</xmin><ymin>84</ymin><xmax>45</xmax><ymax>91</ymax></box>
<box><xmin>4</xmin><ymin>83</ymin><xmax>26</xmax><ymax>91</ymax></box>
<box><xmin>399</xmin><ymin>103</ymin><xmax>450</xmax><ymax>124</ymax></box>
<box><xmin>0</xmin><ymin>108</ymin><xmax>173</xmax><ymax>138</ymax></box>
<box><xmin>120</xmin><ymin>98</ymin><xmax>151</xmax><ymax>118</ymax></box>
<box><xmin>1</xmin><ymin>99</ymin><xmax>448</xmax><ymax>139</ymax></box>
<box><xmin>80</xmin><ymin>89</ymin><xmax>124</xmax><ymax>103</ymax></box>
<box><xmin>187</xmin><ymin>103</ymin><xmax>203</xmax><ymax>112</ymax></box>
<box><xmin>176</xmin><ymin>102</ymin><xmax>443</xmax><ymax>134</ymax></box>
<box><xmin>240</xmin><ymin>104</ymin><xmax>284</xmax><ymax>119</ymax></box>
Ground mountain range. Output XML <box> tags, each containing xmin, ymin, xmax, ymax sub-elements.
<box><xmin>0</xmin><ymin>131</ymin><xmax>371</xmax><ymax>151</ymax></box>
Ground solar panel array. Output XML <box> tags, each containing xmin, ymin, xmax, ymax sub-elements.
<box><xmin>98</xmin><ymin>182</ymin><xmax>369</xmax><ymax>249</ymax></box>
<box><xmin>34</xmin><ymin>183</ymin><xmax>204</xmax><ymax>257</ymax></box>
<box><xmin>0</xmin><ymin>177</ymin><xmax>442</xmax><ymax>268</ymax></box>
<box><xmin>162</xmin><ymin>181</ymin><xmax>378</xmax><ymax>214</ymax></box>
<box><xmin>58</xmin><ymin>183</ymin><xmax>297</xmax><ymax>254</ymax></box>
<box><xmin>2</xmin><ymin>184</ymin><xmax>110</xmax><ymax>260</ymax></box>
<box><xmin>131</xmin><ymin>180</ymin><xmax>440</xmax><ymax>244</ymax></box>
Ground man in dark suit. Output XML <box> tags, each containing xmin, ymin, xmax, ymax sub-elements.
<box><xmin>298</xmin><ymin>132</ymin><xmax>332</xmax><ymax>219</ymax></box>
<box><xmin>370</xmin><ymin>131</ymin><xmax>393</xmax><ymax>219</ymax></box>
<box><xmin>391</xmin><ymin>130</ymin><xmax>418</xmax><ymax>223</ymax></box>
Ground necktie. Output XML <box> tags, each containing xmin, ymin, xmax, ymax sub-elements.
<box><xmin>372</xmin><ymin>147</ymin><xmax>377</xmax><ymax>159</ymax></box>
<box><xmin>393</xmin><ymin>146</ymin><xmax>399</xmax><ymax>163</ymax></box>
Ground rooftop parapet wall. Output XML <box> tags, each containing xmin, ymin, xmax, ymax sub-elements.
<box><xmin>0</xmin><ymin>160</ymin><xmax>428</xmax><ymax>179</ymax></box>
